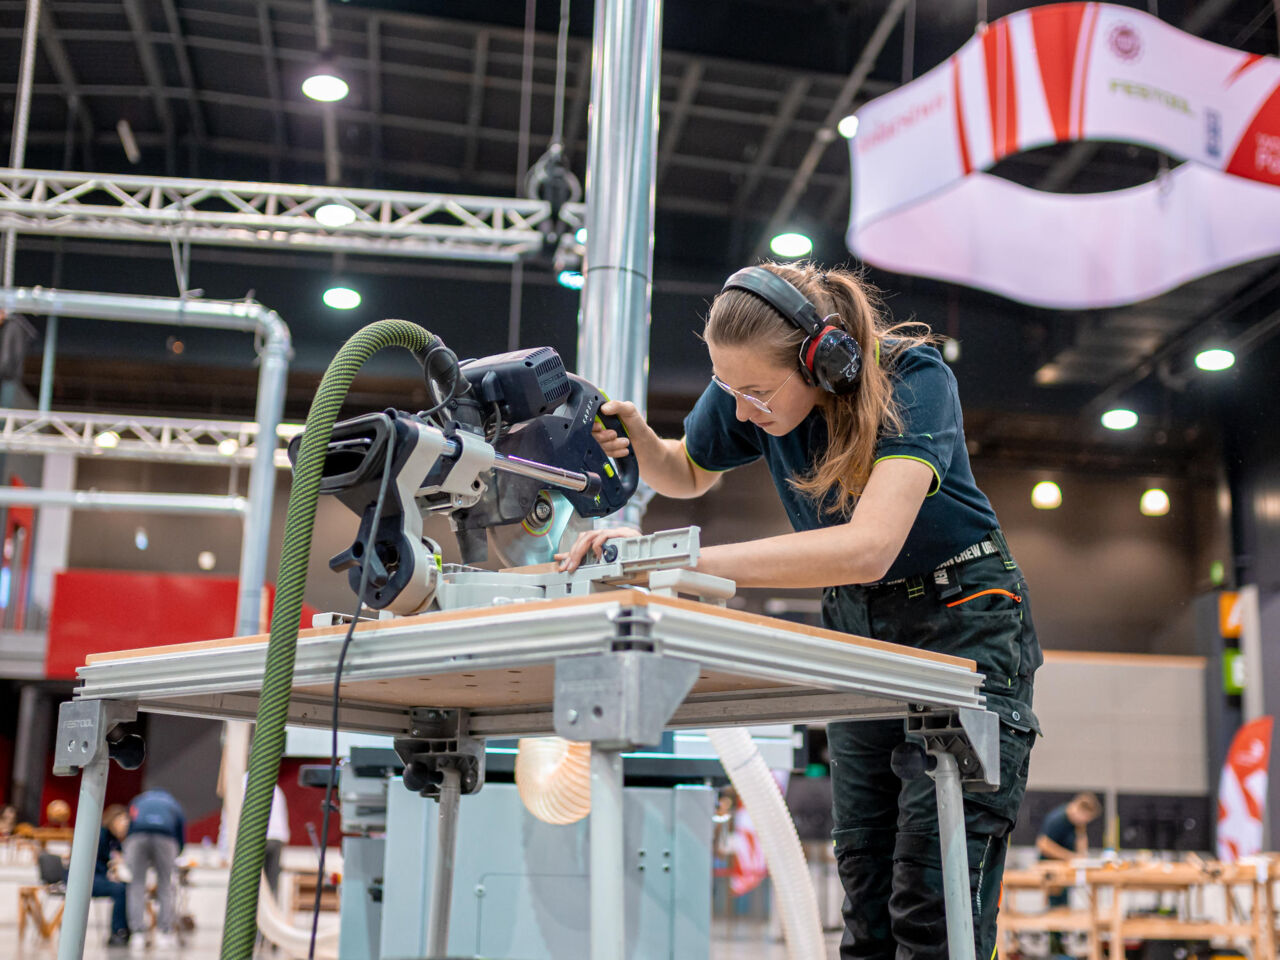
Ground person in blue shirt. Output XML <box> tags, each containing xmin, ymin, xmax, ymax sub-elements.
<box><xmin>558</xmin><ymin>261</ymin><xmax>1042</xmax><ymax>960</ymax></box>
<box><xmin>125</xmin><ymin>789</ymin><xmax>185</xmax><ymax>949</ymax></box>
<box><xmin>96</xmin><ymin>804</ymin><xmax>131</xmax><ymax>947</ymax></box>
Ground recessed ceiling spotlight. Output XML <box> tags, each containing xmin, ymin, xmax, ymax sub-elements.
<box><xmin>1031</xmin><ymin>481</ymin><xmax>1062</xmax><ymax>510</ymax></box>
<box><xmin>769</xmin><ymin>232</ymin><xmax>812</xmax><ymax>258</ymax></box>
<box><xmin>1194</xmin><ymin>348</ymin><xmax>1235</xmax><ymax>372</ymax></box>
<box><xmin>323</xmin><ymin>286</ymin><xmax>361</xmax><ymax>310</ymax></box>
<box><xmin>1140</xmin><ymin>488</ymin><xmax>1171</xmax><ymax>517</ymax></box>
<box><xmin>302</xmin><ymin>71</ymin><xmax>348</xmax><ymax>103</ymax></box>
<box><xmin>1101</xmin><ymin>408</ymin><xmax>1138</xmax><ymax>430</ymax></box>
<box><xmin>315</xmin><ymin>203</ymin><xmax>357</xmax><ymax>227</ymax></box>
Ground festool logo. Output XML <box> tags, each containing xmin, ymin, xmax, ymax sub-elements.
<box><xmin>1108</xmin><ymin>79</ymin><xmax>1191</xmax><ymax>115</ymax></box>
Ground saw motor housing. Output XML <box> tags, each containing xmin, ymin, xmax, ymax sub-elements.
<box><xmin>289</xmin><ymin>345</ymin><xmax>638</xmax><ymax>613</ymax></box>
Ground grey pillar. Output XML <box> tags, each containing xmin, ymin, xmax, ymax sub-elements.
<box><xmin>11</xmin><ymin>685</ymin><xmax>52</xmax><ymax>821</ymax></box>
<box><xmin>576</xmin><ymin>0</ymin><xmax>663</xmax><ymax>528</ymax></box>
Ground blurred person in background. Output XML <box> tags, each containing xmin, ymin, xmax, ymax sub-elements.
<box><xmin>125</xmin><ymin>788</ymin><xmax>185</xmax><ymax>951</ymax></box>
<box><xmin>97</xmin><ymin>804</ymin><xmax>131</xmax><ymax>948</ymax></box>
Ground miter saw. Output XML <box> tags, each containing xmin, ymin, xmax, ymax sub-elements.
<box><xmin>289</xmin><ymin>343</ymin><xmax>719</xmax><ymax>616</ymax></box>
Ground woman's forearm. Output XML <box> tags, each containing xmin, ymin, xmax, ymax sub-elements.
<box><xmin>627</xmin><ymin>430</ymin><xmax>709</xmax><ymax>499</ymax></box>
<box><xmin>693</xmin><ymin>525</ymin><xmax>892</xmax><ymax>588</ymax></box>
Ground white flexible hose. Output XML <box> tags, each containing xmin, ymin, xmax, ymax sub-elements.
<box><xmin>514</xmin><ymin>729</ymin><xmax>823</xmax><ymax>959</ymax></box>
<box><xmin>515</xmin><ymin>736</ymin><xmax>593</xmax><ymax>825</ymax></box>
<box><xmin>706</xmin><ymin>727</ymin><xmax>825</xmax><ymax>960</ymax></box>
<box><xmin>254</xmin><ymin>876</ymin><xmax>340</xmax><ymax>960</ymax></box>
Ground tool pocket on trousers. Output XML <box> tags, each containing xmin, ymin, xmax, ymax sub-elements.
<box><xmin>965</xmin><ymin>724</ymin><xmax>1035</xmax><ymax>828</ymax></box>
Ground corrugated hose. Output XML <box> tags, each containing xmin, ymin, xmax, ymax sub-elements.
<box><xmin>219</xmin><ymin>319</ymin><xmax>437</xmax><ymax>960</ymax></box>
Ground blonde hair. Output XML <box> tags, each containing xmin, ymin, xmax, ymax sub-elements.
<box><xmin>705</xmin><ymin>262</ymin><xmax>933</xmax><ymax>517</ymax></box>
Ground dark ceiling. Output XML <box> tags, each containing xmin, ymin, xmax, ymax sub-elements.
<box><xmin>0</xmin><ymin>0</ymin><xmax>1278</xmax><ymax>476</ymax></box>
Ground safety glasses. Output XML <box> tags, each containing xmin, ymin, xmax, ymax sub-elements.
<box><xmin>711</xmin><ymin>368</ymin><xmax>799</xmax><ymax>416</ymax></box>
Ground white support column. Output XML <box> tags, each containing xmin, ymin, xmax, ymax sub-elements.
<box><xmin>30</xmin><ymin>451</ymin><xmax>74</xmax><ymax>616</ymax></box>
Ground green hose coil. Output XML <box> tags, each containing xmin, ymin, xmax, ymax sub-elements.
<box><xmin>220</xmin><ymin>319</ymin><xmax>437</xmax><ymax>960</ymax></box>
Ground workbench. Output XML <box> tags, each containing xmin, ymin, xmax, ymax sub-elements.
<box><xmin>50</xmin><ymin>588</ymin><xmax>1001</xmax><ymax>960</ymax></box>
<box><xmin>999</xmin><ymin>858</ymin><xmax>1279</xmax><ymax>960</ymax></box>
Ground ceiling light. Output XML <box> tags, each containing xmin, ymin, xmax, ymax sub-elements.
<box><xmin>134</xmin><ymin>527</ymin><xmax>148</xmax><ymax>551</ymax></box>
<box><xmin>315</xmin><ymin>203</ymin><xmax>357</xmax><ymax>227</ymax></box>
<box><xmin>1031</xmin><ymin>481</ymin><xmax>1062</xmax><ymax>510</ymax></box>
<box><xmin>574</xmin><ymin>227</ymin><xmax>588</xmax><ymax>245</ymax></box>
<box><xmin>302</xmin><ymin>70</ymin><xmax>348</xmax><ymax>102</ymax></box>
<box><xmin>941</xmin><ymin>338</ymin><xmax>961</xmax><ymax>363</ymax></box>
<box><xmin>217</xmin><ymin>438</ymin><xmax>240</xmax><ymax>457</ymax></box>
<box><xmin>769</xmin><ymin>232</ymin><xmax>813</xmax><ymax>258</ymax></box>
<box><xmin>94</xmin><ymin>430</ymin><xmax>120</xmax><ymax>449</ymax></box>
<box><xmin>837</xmin><ymin>115</ymin><xmax>860</xmax><ymax>139</ymax></box>
<box><xmin>1194</xmin><ymin>348</ymin><xmax>1235</xmax><ymax>372</ymax></box>
<box><xmin>1140</xmin><ymin>488</ymin><xmax>1170</xmax><ymax>516</ymax></box>
<box><xmin>557</xmin><ymin>269</ymin><xmax>585</xmax><ymax>290</ymax></box>
<box><xmin>1101</xmin><ymin>408</ymin><xmax>1138</xmax><ymax>430</ymax></box>
<box><xmin>323</xmin><ymin>286</ymin><xmax>361</xmax><ymax>310</ymax></box>
<box><xmin>197</xmin><ymin>550</ymin><xmax>217</xmax><ymax>571</ymax></box>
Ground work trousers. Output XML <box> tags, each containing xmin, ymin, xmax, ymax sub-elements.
<box><xmin>124</xmin><ymin>832</ymin><xmax>179</xmax><ymax>935</ymax></box>
<box><xmin>824</xmin><ymin>531</ymin><xmax>1041</xmax><ymax>960</ymax></box>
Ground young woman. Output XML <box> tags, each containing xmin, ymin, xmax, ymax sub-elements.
<box><xmin>557</xmin><ymin>261</ymin><xmax>1041</xmax><ymax>960</ymax></box>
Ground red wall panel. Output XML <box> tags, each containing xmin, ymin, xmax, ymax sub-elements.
<box><xmin>45</xmin><ymin>570</ymin><xmax>317</xmax><ymax>678</ymax></box>
<box><xmin>46</xmin><ymin>571</ymin><xmax>243</xmax><ymax>679</ymax></box>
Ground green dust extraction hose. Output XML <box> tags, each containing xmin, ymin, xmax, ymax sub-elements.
<box><xmin>220</xmin><ymin>319</ymin><xmax>437</xmax><ymax>960</ymax></box>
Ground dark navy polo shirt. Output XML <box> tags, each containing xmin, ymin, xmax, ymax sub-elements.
<box><xmin>682</xmin><ymin>343</ymin><xmax>998</xmax><ymax>582</ymax></box>
<box><xmin>1037</xmin><ymin>803</ymin><xmax>1076</xmax><ymax>859</ymax></box>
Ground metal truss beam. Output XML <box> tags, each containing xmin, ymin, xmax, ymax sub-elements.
<box><xmin>0</xmin><ymin>168</ymin><xmax>583</xmax><ymax>261</ymax></box>
<box><xmin>0</xmin><ymin>406</ymin><xmax>299</xmax><ymax>468</ymax></box>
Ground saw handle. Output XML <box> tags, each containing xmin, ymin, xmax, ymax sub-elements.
<box><xmin>594</xmin><ymin>403</ymin><xmax>641</xmax><ymax>502</ymax></box>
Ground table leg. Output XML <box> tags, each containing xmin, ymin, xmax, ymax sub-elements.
<box><xmin>425</xmin><ymin>766</ymin><xmax>462</xmax><ymax>959</ymax></box>
<box><xmin>57</xmin><ymin>749</ymin><xmax>109</xmax><ymax>960</ymax></box>
<box><xmin>930</xmin><ymin>752</ymin><xmax>975</xmax><ymax>960</ymax></box>
<box><xmin>590</xmin><ymin>747</ymin><xmax>626</xmax><ymax>960</ymax></box>
<box><xmin>1088</xmin><ymin>884</ymin><xmax>1101</xmax><ymax>960</ymax></box>
<box><xmin>1110</xmin><ymin>882</ymin><xmax>1124</xmax><ymax>960</ymax></box>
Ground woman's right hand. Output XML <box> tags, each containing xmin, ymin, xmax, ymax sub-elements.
<box><xmin>593</xmin><ymin>400</ymin><xmax>643</xmax><ymax>459</ymax></box>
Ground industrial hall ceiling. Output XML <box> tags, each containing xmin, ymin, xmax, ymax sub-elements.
<box><xmin>0</xmin><ymin>0</ymin><xmax>1278</xmax><ymax>476</ymax></box>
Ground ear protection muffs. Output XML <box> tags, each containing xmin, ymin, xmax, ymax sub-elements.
<box><xmin>720</xmin><ymin>267</ymin><xmax>863</xmax><ymax>395</ymax></box>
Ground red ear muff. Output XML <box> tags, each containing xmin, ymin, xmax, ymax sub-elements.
<box><xmin>804</xmin><ymin>325</ymin><xmax>840</xmax><ymax>372</ymax></box>
<box><xmin>801</xmin><ymin>326</ymin><xmax>862</xmax><ymax>396</ymax></box>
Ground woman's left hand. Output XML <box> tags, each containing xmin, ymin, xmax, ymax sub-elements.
<box><xmin>555</xmin><ymin>527</ymin><xmax>642</xmax><ymax>572</ymax></box>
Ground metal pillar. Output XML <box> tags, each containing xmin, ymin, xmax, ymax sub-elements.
<box><xmin>234</xmin><ymin>309</ymin><xmax>289</xmax><ymax>638</ymax></box>
<box><xmin>10</xmin><ymin>685</ymin><xmax>50</xmax><ymax>819</ymax></box>
<box><xmin>576</xmin><ymin>0</ymin><xmax>662</xmax><ymax>527</ymax></box>
<box><xmin>3</xmin><ymin>0</ymin><xmax>41</xmax><ymax>285</ymax></box>
<box><xmin>56</xmin><ymin>750</ymin><xmax>109</xmax><ymax>960</ymax></box>
<box><xmin>0</xmin><ymin>487</ymin><xmax>246</xmax><ymax>514</ymax></box>
<box><xmin>425</xmin><ymin>767</ymin><xmax>462</xmax><ymax>958</ymax></box>
<box><xmin>37</xmin><ymin>314</ymin><xmax>56</xmax><ymax>411</ymax></box>
<box><xmin>589</xmin><ymin>747</ymin><xmax>627</xmax><ymax>960</ymax></box>
<box><xmin>930</xmin><ymin>751</ymin><xmax>976</xmax><ymax>960</ymax></box>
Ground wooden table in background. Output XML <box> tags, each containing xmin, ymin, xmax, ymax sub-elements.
<box><xmin>999</xmin><ymin>858</ymin><xmax>1278</xmax><ymax>960</ymax></box>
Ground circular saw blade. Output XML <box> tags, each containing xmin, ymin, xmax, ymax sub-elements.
<box><xmin>489</xmin><ymin>491</ymin><xmax>593</xmax><ymax>569</ymax></box>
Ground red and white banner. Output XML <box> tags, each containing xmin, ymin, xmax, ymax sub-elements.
<box><xmin>847</xmin><ymin>2</ymin><xmax>1280</xmax><ymax>308</ymax></box>
<box><xmin>1217</xmin><ymin>715</ymin><xmax>1273</xmax><ymax>863</ymax></box>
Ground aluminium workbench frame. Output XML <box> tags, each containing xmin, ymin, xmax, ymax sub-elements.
<box><xmin>50</xmin><ymin>590</ymin><xmax>1000</xmax><ymax>960</ymax></box>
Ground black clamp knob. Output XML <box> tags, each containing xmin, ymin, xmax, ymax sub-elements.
<box><xmin>890</xmin><ymin>741</ymin><xmax>935</xmax><ymax>781</ymax></box>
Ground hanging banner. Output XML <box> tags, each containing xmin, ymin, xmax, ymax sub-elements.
<box><xmin>847</xmin><ymin>2</ymin><xmax>1280</xmax><ymax>308</ymax></box>
<box><xmin>1217</xmin><ymin>715</ymin><xmax>1273</xmax><ymax>862</ymax></box>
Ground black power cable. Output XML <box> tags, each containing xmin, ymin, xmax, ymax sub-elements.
<box><xmin>307</xmin><ymin>425</ymin><xmax>397</xmax><ymax>960</ymax></box>
<box><xmin>306</xmin><ymin>355</ymin><xmax>468</xmax><ymax>958</ymax></box>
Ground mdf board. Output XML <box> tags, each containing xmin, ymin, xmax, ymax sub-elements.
<box><xmin>1027</xmin><ymin>651</ymin><xmax>1208</xmax><ymax>795</ymax></box>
